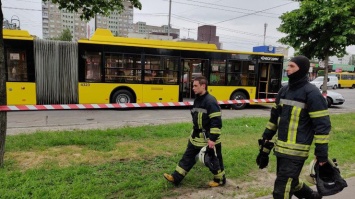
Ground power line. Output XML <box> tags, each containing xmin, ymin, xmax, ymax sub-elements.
<box><xmin>5</xmin><ymin>0</ymin><xmax>41</xmax><ymax>3</ymax></box>
<box><xmin>168</xmin><ymin>0</ymin><xmax>279</xmax><ymax>19</ymax></box>
<box><xmin>174</xmin><ymin>0</ymin><xmax>281</xmax><ymax>16</ymax></box>
<box><xmin>2</xmin><ymin>6</ymin><xmax>42</xmax><ymax>12</ymax></box>
<box><xmin>172</xmin><ymin>14</ymin><xmax>280</xmax><ymax>40</ymax></box>
<box><xmin>213</xmin><ymin>2</ymin><xmax>294</xmax><ymax>24</ymax></box>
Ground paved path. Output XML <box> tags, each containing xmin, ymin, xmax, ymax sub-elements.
<box><xmin>257</xmin><ymin>176</ymin><xmax>355</xmax><ymax>199</ymax></box>
<box><xmin>6</xmin><ymin>105</ymin><xmax>274</xmax><ymax>135</ymax></box>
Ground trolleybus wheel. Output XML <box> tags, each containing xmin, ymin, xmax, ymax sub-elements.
<box><xmin>112</xmin><ymin>90</ymin><xmax>134</xmax><ymax>104</ymax></box>
<box><xmin>230</xmin><ymin>91</ymin><xmax>247</xmax><ymax>110</ymax></box>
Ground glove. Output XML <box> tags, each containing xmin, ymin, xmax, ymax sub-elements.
<box><xmin>256</xmin><ymin>139</ymin><xmax>274</xmax><ymax>169</ymax></box>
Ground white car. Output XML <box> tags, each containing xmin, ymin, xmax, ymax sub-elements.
<box><xmin>326</xmin><ymin>90</ymin><xmax>345</xmax><ymax>108</ymax></box>
<box><xmin>310</xmin><ymin>76</ymin><xmax>339</xmax><ymax>89</ymax></box>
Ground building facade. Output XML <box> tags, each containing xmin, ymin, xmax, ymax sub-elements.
<box><xmin>42</xmin><ymin>2</ymin><xmax>133</xmax><ymax>40</ymax></box>
<box><xmin>197</xmin><ymin>25</ymin><xmax>221</xmax><ymax>49</ymax></box>
<box><xmin>94</xmin><ymin>3</ymin><xmax>133</xmax><ymax>37</ymax></box>
<box><xmin>132</xmin><ymin>22</ymin><xmax>180</xmax><ymax>39</ymax></box>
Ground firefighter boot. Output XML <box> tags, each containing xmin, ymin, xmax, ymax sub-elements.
<box><xmin>294</xmin><ymin>184</ymin><xmax>322</xmax><ymax>199</ymax></box>
<box><xmin>163</xmin><ymin>173</ymin><xmax>174</xmax><ymax>183</ymax></box>
<box><xmin>163</xmin><ymin>173</ymin><xmax>183</xmax><ymax>186</ymax></box>
<box><xmin>208</xmin><ymin>175</ymin><xmax>226</xmax><ymax>187</ymax></box>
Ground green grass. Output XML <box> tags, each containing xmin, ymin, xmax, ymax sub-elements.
<box><xmin>1</xmin><ymin>113</ymin><xmax>354</xmax><ymax>198</ymax></box>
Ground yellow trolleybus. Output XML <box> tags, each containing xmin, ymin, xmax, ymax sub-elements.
<box><xmin>4</xmin><ymin>28</ymin><xmax>284</xmax><ymax>109</ymax></box>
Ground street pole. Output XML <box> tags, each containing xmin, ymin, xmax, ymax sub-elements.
<box><xmin>95</xmin><ymin>14</ymin><xmax>97</xmax><ymax>30</ymax></box>
<box><xmin>168</xmin><ymin>0</ymin><xmax>171</xmax><ymax>37</ymax></box>
<box><xmin>263</xmin><ymin>23</ymin><xmax>267</xmax><ymax>46</ymax></box>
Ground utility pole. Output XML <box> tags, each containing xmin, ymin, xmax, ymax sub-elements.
<box><xmin>168</xmin><ymin>0</ymin><xmax>172</xmax><ymax>36</ymax></box>
<box><xmin>263</xmin><ymin>23</ymin><xmax>267</xmax><ymax>45</ymax></box>
<box><xmin>95</xmin><ymin>14</ymin><xmax>97</xmax><ymax>30</ymax></box>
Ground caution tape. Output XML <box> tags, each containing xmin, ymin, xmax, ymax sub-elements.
<box><xmin>0</xmin><ymin>98</ymin><xmax>276</xmax><ymax>112</ymax></box>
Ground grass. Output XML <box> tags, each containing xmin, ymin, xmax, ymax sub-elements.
<box><xmin>1</xmin><ymin>113</ymin><xmax>355</xmax><ymax>198</ymax></box>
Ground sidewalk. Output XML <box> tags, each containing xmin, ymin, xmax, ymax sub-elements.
<box><xmin>256</xmin><ymin>176</ymin><xmax>355</xmax><ymax>199</ymax></box>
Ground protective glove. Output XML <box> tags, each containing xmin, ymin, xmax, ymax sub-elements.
<box><xmin>256</xmin><ymin>139</ymin><xmax>274</xmax><ymax>169</ymax></box>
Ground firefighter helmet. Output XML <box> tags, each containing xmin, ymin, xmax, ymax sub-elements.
<box><xmin>196</xmin><ymin>146</ymin><xmax>220</xmax><ymax>171</ymax></box>
<box><xmin>305</xmin><ymin>158</ymin><xmax>348</xmax><ymax>196</ymax></box>
<box><xmin>197</xmin><ymin>146</ymin><xmax>208</xmax><ymax>165</ymax></box>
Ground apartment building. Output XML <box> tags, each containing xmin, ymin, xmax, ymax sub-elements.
<box><xmin>42</xmin><ymin>2</ymin><xmax>133</xmax><ymax>40</ymax></box>
<box><xmin>95</xmin><ymin>3</ymin><xmax>133</xmax><ymax>37</ymax></box>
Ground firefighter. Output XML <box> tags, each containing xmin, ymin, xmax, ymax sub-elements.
<box><xmin>164</xmin><ymin>76</ymin><xmax>226</xmax><ymax>187</ymax></box>
<box><xmin>257</xmin><ymin>55</ymin><xmax>330</xmax><ymax>199</ymax></box>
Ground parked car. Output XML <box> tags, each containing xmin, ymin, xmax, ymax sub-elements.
<box><xmin>326</xmin><ymin>90</ymin><xmax>345</xmax><ymax>108</ymax></box>
<box><xmin>310</xmin><ymin>76</ymin><xmax>338</xmax><ymax>89</ymax></box>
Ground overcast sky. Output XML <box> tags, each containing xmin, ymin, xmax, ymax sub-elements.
<box><xmin>2</xmin><ymin>0</ymin><xmax>355</xmax><ymax>60</ymax></box>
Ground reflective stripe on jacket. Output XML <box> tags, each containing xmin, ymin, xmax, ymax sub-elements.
<box><xmin>263</xmin><ymin>82</ymin><xmax>331</xmax><ymax>160</ymax></box>
<box><xmin>190</xmin><ymin>92</ymin><xmax>222</xmax><ymax>146</ymax></box>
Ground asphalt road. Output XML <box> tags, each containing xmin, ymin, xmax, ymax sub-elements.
<box><xmin>6</xmin><ymin>105</ymin><xmax>273</xmax><ymax>135</ymax></box>
<box><xmin>6</xmin><ymin>89</ymin><xmax>355</xmax><ymax>135</ymax></box>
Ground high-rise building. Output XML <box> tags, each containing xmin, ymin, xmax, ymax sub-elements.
<box><xmin>42</xmin><ymin>2</ymin><xmax>134</xmax><ymax>40</ymax></box>
<box><xmin>95</xmin><ymin>3</ymin><xmax>134</xmax><ymax>37</ymax></box>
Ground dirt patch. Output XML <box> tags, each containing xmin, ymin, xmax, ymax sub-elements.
<box><xmin>163</xmin><ymin>163</ymin><xmax>355</xmax><ymax>199</ymax></box>
<box><xmin>6</xmin><ymin>138</ymin><xmax>183</xmax><ymax>171</ymax></box>
<box><xmin>163</xmin><ymin>169</ymin><xmax>275</xmax><ymax>199</ymax></box>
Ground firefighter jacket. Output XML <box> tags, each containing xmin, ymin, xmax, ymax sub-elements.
<box><xmin>190</xmin><ymin>92</ymin><xmax>222</xmax><ymax>147</ymax></box>
<box><xmin>262</xmin><ymin>78</ymin><xmax>331</xmax><ymax>162</ymax></box>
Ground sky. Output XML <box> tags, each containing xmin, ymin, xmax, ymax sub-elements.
<box><xmin>2</xmin><ymin>0</ymin><xmax>355</xmax><ymax>61</ymax></box>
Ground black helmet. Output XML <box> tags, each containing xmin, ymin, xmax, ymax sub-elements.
<box><xmin>306</xmin><ymin>158</ymin><xmax>348</xmax><ymax>196</ymax></box>
<box><xmin>196</xmin><ymin>146</ymin><xmax>220</xmax><ymax>171</ymax></box>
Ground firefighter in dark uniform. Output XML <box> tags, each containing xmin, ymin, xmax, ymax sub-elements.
<box><xmin>258</xmin><ymin>55</ymin><xmax>330</xmax><ymax>199</ymax></box>
<box><xmin>164</xmin><ymin>76</ymin><xmax>226</xmax><ymax>187</ymax></box>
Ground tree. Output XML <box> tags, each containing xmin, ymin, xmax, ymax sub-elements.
<box><xmin>51</xmin><ymin>28</ymin><xmax>73</xmax><ymax>41</ymax></box>
<box><xmin>277</xmin><ymin>0</ymin><xmax>355</xmax><ymax>93</ymax></box>
<box><xmin>0</xmin><ymin>0</ymin><xmax>142</xmax><ymax>166</ymax></box>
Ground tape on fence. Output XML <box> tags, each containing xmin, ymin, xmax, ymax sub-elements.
<box><xmin>0</xmin><ymin>98</ymin><xmax>276</xmax><ymax>112</ymax></box>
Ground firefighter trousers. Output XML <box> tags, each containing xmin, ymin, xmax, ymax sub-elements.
<box><xmin>172</xmin><ymin>140</ymin><xmax>225</xmax><ymax>185</ymax></box>
<box><xmin>273</xmin><ymin>157</ymin><xmax>310</xmax><ymax>199</ymax></box>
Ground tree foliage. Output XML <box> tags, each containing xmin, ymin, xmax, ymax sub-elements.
<box><xmin>0</xmin><ymin>0</ymin><xmax>142</xmax><ymax>166</ymax></box>
<box><xmin>278</xmin><ymin>0</ymin><xmax>355</xmax><ymax>93</ymax></box>
<box><xmin>278</xmin><ymin>0</ymin><xmax>355</xmax><ymax>60</ymax></box>
<box><xmin>51</xmin><ymin>28</ymin><xmax>73</xmax><ymax>41</ymax></box>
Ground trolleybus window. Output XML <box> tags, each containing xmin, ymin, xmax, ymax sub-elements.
<box><xmin>144</xmin><ymin>55</ymin><xmax>179</xmax><ymax>84</ymax></box>
<box><xmin>210</xmin><ymin>60</ymin><xmax>226</xmax><ymax>85</ymax></box>
<box><xmin>7</xmin><ymin>50</ymin><xmax>28</xmax><ymax>81</ymax></box>
<box><xmin>85</xmin><ymin>52</ymin><xmax>101</xmax><ymax>82</ymax></box>
<box><xmin>104</xmin><ymin>53</ymin><xmax>142</xmax><ymax>83</ymax></box>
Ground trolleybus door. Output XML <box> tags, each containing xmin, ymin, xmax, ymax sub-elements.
<box><xmin>180</xmin><ymin>59</ymin><xmax>209</xmax><ymax>99</ymax></box>
<box><xmin>257</xmin><ymin>61</ymin><xmax>282</xmax><ymax>99</ymax></box>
